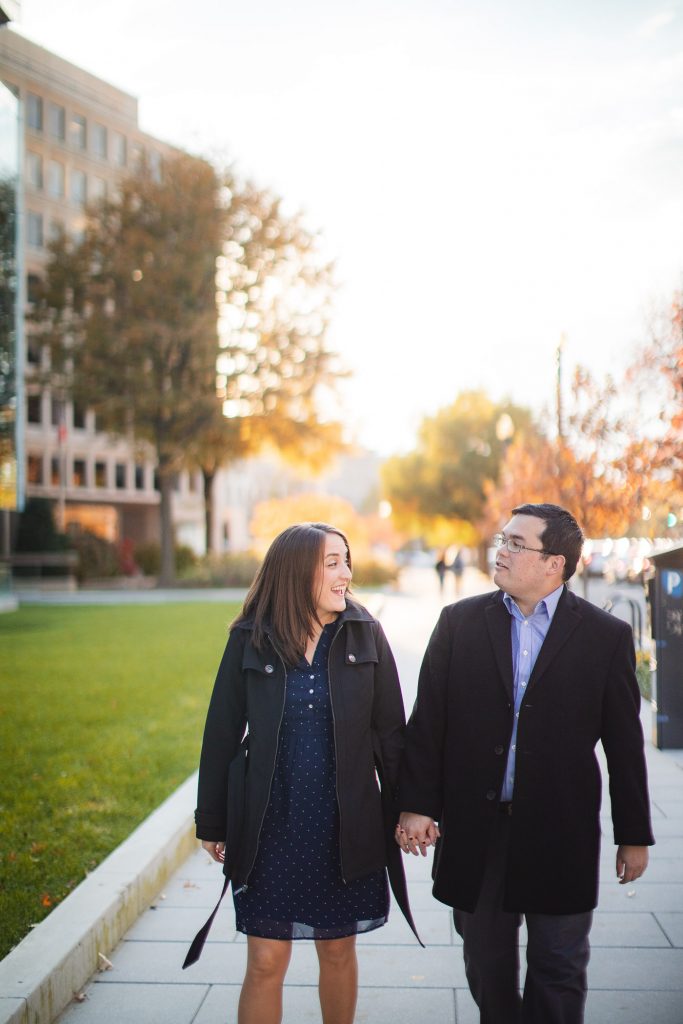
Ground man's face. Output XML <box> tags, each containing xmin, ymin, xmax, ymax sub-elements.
<box><xmin>493</xmin><ymin>513</ymin><xmax>558</xmax><ymax>606</ymax></box>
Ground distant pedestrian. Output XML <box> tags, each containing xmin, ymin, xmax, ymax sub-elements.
<box><xmin>450</xmin><ymin>547</ymin><xmax>464</xmax><ymax>596</ymax></box>
<box><xmin>435</xmin><ymin>549</ymin><xmax>447</xmax><ymax>594</ymax></box>
<box><xmin>185</xmin><ymin>522</ymin><xmax>419</xmax><ymax>1024</ymax></box>
<box><xmin>396</xmin><ymin>503</ymin><xmax>654</xmax><ymax>1024</ymax></box>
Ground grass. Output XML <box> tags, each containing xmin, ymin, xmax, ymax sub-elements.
<box><xmin>0</xmin><ymin>601</ymin><xmax>241</xmax><ymax>960</ymax></box>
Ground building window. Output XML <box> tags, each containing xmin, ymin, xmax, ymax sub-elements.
<box><xmin>95</xmin><ymin>461</ymin><xmax>107</xmax><ymax>487</ymax></box>
<box><xmin>27</xmin><ymin>455</ymin><xmax>43</xmax><ymax>485</ymax></box>
<box><xmin>134</xmin><ymin>464</ymin><xmax>145</xmax><ymax>490</ymax></box>
<box><xmin>72</xmin><ymin>403</ymin><xmax>86</xmax><ymax>429</ymax></box>
<box><xmin>90</xmin><ymin>176</ymin><xmax>106</xmax><ymax>201</ymax></box>
<box><xmin>112</xmin><ymin>131</ymin><xmax>127</xmax><ymax>167</ymax></box>
<box><xmin>49</xmin><ymin>219</ymin><xmax>64</xmax><ymax>242</ymax></box>
<box><xmin>149</xmin><ymin>150</ymin><xmax>162</xmax><ymax>182</ymax></box>
<box><xmin>48</xmin><ymin>103</ymin><xmax>66</xmax><ymax>141</ymax></box>
<box><xmin>51</xmin><ymin>397</ymin><xmax>66</xmax><ymax>428</ymax></box>
<box><xmin>27</xmin><ymin>211</ymin><xmax>44</xmax><ymax>248</ymax></box>
<box><xmin>27</xmin><ymin>394</ymin><xmax>42</xmax><ymax>424</ymax></box>
<box><xmin>73</xmin><ymin>459</ymin><xmax>87</xmax><ymax>487</ymax></box>
<box><xmin>115</xmin><ymin>463</ymin><xmax>127</xmax><ymax>489</ymax></box>
<box><xmin>48</xmin><ymin>160</ymin><xmax>65</xmax><ymax>198</ymax></box>
<box><xmin>27</xmin><ymin>336</ymin><xmax>42</xmax><ymax>365</ymax></box>
<box><xmin>50</xmin><ymin>456</ymin><xmax>60</xmax><ymax>486</ymax></box>
<box><xmin>71</xmin><ymin>169</ymin><xmax>87</xmax><ymax>206</ymax></box>
<box><xmin>92</xmin><ymin>123</ymin><xmax>107</xmax><ymax>159</ymax></box>
<box><xmin>72</xmin><ymin>113</ymin><xmax>87</xmax><ymax>150</ymax></box>
<box><xmin>26</xmin><ymin>93</ymin><xmax>43</xmax><ymax>131</ymax></box>
<box><xmin>26</xmin><ymin>151</ymin><xmax>43</xmax><ymax>190</ymax></box>
<box><xmin>131</xmin><ymin>143</ymin><xmax>144</xmax><ymax>168</ymax></box>
<box><xmin>153</xmin><ymin>469</ymin><xmax>160</xmax><ymax>492</ymax></box>
<box><xmin>27</xmin><ymin>273</ymin><xmax>41</xmax><ymax>306</ymax></box>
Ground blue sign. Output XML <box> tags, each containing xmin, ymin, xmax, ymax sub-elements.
<box><xmin>662</xmin><ymin>571</ymin><xmax>683</xmax><ymax>599</ymax></box>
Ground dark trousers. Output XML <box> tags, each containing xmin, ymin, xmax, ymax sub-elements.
<box><xmin>453</xmin><ymin>812</ymin><xmax>593</xmax><ymax>1024</ymax></box>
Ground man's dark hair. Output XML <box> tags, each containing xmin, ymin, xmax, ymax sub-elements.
<box><xmin>511</xmin><ymin>503</ymin><xmax>584</xmax><ymax>581</ymax></box>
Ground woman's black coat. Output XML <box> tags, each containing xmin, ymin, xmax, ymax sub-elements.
<box><xmin>193</xmin><ymin>598</ymin><xmax>419</xmax><ymax>943</ymax></box>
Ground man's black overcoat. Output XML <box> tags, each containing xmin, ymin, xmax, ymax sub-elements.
<box><xmin>398</xmin><ymin>587</ymin><xmax>654</xmax><ymax>915</ymax></box>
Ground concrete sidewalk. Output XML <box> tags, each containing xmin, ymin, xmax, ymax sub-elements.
<box><xmin>4</xmin><ymin>569</ymin><xmax>683</xmax><ymax>1023</ymax></box>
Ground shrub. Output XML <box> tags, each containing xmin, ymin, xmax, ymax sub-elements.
<box><xmin>351</xmin><ymin>559</ymin><xmax>399</xmax><ymax>588</ymax></box>
<box><xmin>134</xmin><ymin>542</ymin><xmax>198</xmax><ymax>577</ymax></box>
<box><xmin>68</xmin><ymin>530</ymin><xmax>120</xmax><ymax>581</ymax></box>
<box><xmin>635</xmin><ymin>649</ymin><xmax>652</xmax><ymax>702</ymax></box>
<box><xmin>14</xmin><ymin>498</ymin><xmax>68</xmax><ymax>553</ymax></box>
<box><xmin>178</xmin><ymin>551</ymin><xmax>261</xmax><ymax>588</ymax></box>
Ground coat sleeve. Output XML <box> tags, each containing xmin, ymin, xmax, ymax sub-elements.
<box><xmin>195</xmin><ymin>627</ymin><xmax>248</xmax><ymax>842</ymax></box>
<box><xmin>398</xmin><ymin>606</ymin><xmax>452</xmax><ymax>821</ymax></box>
<box><xmin>370</xmin><ymin>620</ymin><xmax>406</xmax><ymax>793</ymax></box>
<box><xmin>600</xmin><ymin>623</ymin><xmax>655</xmax><ymax>847</ymax></box>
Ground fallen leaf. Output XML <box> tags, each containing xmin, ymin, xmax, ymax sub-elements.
<box><xmin>182</xmin><ymin>881</ymin><xmax>199</xmax><ymax>889</ymax></box>
<box><xmin>627</xmin><ymin>889</ymin><xmax>636</xmax><ymax>898</ymax></box>
<box><xmin>97</xmin><ymin>952</ymin><xmax>113</xmax><ymax>971</ymax></box>
<box><xmin>74</xmin><ymin>992</ymin><xmax>87</xmax><ymax>1003</ymax></box>
<box><xmin>40</xmin><ymin>893</ymin><xmax>52</xmax><ymax>907</ymax></box>
<box><xmin>158</xmin><ymin>892</ymin><xmax>167</xmax><ymax>900</ymax></box>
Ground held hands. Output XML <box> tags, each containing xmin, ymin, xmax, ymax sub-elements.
<box><xmin>202</xmin><ymin>840</ymin><xmax>226</xmax><ymax>863</ymax></box>
<box><xmin>395</xmin><ymin>812</ymin><xmax>440</xmax><ymax>857</ymax></box>
<box><xmin>616</xmin><ymin>844</ymin><xmax>648</xmax><ymax>884</ymax></box>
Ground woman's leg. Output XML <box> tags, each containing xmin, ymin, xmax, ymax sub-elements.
<box><xmin>315</xmin><ymin>935</ymin><xmax>358</xmax><ymax>1024</ymax></box>
<box><xmin>238</xmin><ymin>936</ymin><xmax>292</xmax><ymax>1024</ymax></box>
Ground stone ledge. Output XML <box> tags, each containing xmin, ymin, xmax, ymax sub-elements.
<box><xmin>0</xmin><ymin>772</ymin><xmax>199</xmax><ymax>1024</ymax></box>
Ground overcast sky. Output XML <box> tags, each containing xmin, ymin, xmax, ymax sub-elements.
<box><xmin>12</xmin><ymin>0</ymin><xmax>683</xmax><ymax>453</ymax></box>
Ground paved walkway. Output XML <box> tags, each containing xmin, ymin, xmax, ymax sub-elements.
<box><xmin>54</xmin><ymin>569</ymin><xmax>683</xmax><ymax>1024</ymax></box>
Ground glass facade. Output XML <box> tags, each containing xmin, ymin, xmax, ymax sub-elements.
<box><xmin>0</xmin><ymin>79</ymin><xmax>22</xmax><ymax>511</ymax></box>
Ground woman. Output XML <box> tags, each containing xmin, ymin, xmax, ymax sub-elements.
<box><xmin>185</xmin><ymin>523</ymin><xmax>419</xmax><ymax>1024</ymax></box>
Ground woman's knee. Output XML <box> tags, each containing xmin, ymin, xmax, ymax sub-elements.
<box><xmin>245</xmin><ymin>937</ymin><xmax>291</xmax><ymax>982</ymax></box>
<box><xmin>316</xmin><ymin>936</ymin><xmax>357</xmax><ymax>970</ymax></box>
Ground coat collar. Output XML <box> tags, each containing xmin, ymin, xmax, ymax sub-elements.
<box><xmin>484</xmin><ymin>586</ymin><xmax>582</xmax><ymax>700</ymax></box>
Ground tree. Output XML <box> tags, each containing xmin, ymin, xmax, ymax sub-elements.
<box><xmin>37</xmin><ymin>152</ymin><xmax>225</xmax><ymax>584</ymax></box>
<box><xmin>382</xmin><ymin>391</ymin><xmax>534</xmax><ymax>546</ymax></box>
<box><xmin>186</xmin><ymin>177</ymin><xmax>346</xmax><ymax>552</ymax></box>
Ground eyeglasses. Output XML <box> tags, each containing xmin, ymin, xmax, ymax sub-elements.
<box><xmin>492</xmin><ymin>533</ymin><xmax>553</xmax><ymax>556</ymax></box>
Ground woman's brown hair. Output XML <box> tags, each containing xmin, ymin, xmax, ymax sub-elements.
<box><xmin>233</xmin><ymin>522</ymin><xmax>353</xmax><ymax>666</ymax></box>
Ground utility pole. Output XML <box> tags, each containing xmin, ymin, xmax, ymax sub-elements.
<box><xmin>556</xmin><ymin>332</ymin><xmax>566</xmax><ymax>440</ymax></box>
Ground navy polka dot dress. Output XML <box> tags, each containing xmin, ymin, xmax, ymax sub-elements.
<box><xmin>234</xmin><ymin>621</ymin><xmax>389</xmax><ymax>940</ymax></box>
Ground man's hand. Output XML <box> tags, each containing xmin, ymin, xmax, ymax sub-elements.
<box><xmin>395</xmin><ymin>812</ymin><xmax>440</xmax><ymax>856</ymax></box>
<box><xmin>616</xmin><ymin>844</ymin><xmax>648</xmax><ymax>884</ymax></box>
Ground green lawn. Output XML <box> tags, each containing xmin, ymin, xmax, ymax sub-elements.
<box><xmin>0</xmin><ymin>601</ymin><xmax>240</xmax><ymax>959</ymax></box>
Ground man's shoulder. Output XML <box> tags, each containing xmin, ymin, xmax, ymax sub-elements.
<box><xmin>561</xmin><ymin>588</ymin><xmax>631</xmax><ymax>634</ymax></box>
<box><xmin>440</xmin><ymin>590</ymin><xmax>501</xmax><ymax>619</ymax></box>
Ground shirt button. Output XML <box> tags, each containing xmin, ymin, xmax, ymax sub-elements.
<box><xmin>523</xmin><ymin>650</ymin><xmax>528</xmax><ymax>656</ymax></box>
<box><xmin>309</xmin><ymin>688</ymin><xmax>314</xmax><ymax>694</ymax></box>
<box><xmin>521</xmin><ymin>681</ymin><xmax>527</xmax><ymax>688</ymax></box>
<box><xmin>486</xmin><ymin>789</ymin><xmax>497</xmax><ymax>800</ymax></box>
<box><xmin>265</xmin><ymin>664</ymin><xmax>274</xmax><ymax>674</ymax></box>
<box><xmin>348</xmin><ymin>654</ymin><xmax>356</xmax><ymax>663</ymax></box>
<box><xmin>309</xmin><ymin>674</ymin><xmax>314</xmax><ymax>680</ymax></box>
<box><xmin>512</xmin><ymin>744</ymin><xmax>516</xmax><ymax>751</ymax></box>
<box><xmin>308</xmin><ymin>703</ymin><xmax>314</xmax><ymax>709</ymax></box>
<box><xmin>515</xmin><ymin>712</ymin><xmax>520</xmax><ymax>719</ymax></box>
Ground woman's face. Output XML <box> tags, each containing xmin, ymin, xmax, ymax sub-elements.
<box><xmin>313</xmin><ymin>532</ymin><xmax>352</xmax><ymax>624</ymax></box>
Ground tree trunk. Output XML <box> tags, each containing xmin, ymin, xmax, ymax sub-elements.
<box><xmin>158</xmin><ymin>472</ymin><xmax>176</xmax><ymax>587</ymax></box>
<box><xmin>203</xmin><ymin>469</ymin><xmax>215</xmax><ymax>555</ymax></box>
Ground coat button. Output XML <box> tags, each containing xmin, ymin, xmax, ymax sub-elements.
<box><xmin>348</xmin><ymin>654</ymin><xmax>356</xmax><ymax>663</ymax></box>
<box><xmin>264</xmin><ymin>664</ymin><xmax>274</xmax><ymax>674</ymax></box>
<box><xmin>486</xmin><ymin>789</ymin><xmax>497</xmax><ymax>800</ymax></box>
<box><xmin>494</xmin><ymin>745</ymin><xmax>504</xmax><ymax>755</ymax></box>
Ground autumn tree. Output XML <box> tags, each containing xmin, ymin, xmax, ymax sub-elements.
<box><xmin>187</xmin><ymin>178</ymin><xmax>346</xmax><ymax>553</ymax></box>
<box><xmin>382</xmin><ymin>391</ymin><xmax>534</xmax><ymax>547</ymax></box>
<box><xmin>36</xmin><ymin>153</ymin><xmax>225</xmax><ymax>584</ymax></box>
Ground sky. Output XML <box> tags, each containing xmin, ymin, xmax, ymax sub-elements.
<box><xmin>12</xmin><ymin>0</ymin><xmax>683</xmax><ymax>455</ymax></box>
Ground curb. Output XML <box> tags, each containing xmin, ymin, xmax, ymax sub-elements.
<box><xmin>0</xmin><ymin>772</ymin><xmax>199</xmax><ymax>1024</ymax></box>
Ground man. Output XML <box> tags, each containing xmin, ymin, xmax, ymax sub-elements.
<box><xmin>397</xmin><ymin>503</ymin><xmax>654</xmax><ymax>1024</ymax></box>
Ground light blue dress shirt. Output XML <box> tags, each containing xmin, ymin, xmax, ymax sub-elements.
<box><xmin>500</xmin><ymin>584</ymin><xmax>564</xmax><ymax>802</ymax></box>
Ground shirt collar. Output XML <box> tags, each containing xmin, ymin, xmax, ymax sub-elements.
<box><xmin>503</xmin><ymin>582</ymin><xmax>565</xmax><ymax>621</ymax></box>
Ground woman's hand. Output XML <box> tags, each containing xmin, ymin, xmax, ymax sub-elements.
<box><xmin>394</xmin><ymin>813</ymin><xmax>440</xmax><ymax>856</ymax></box>
<box><xmin>202</xmin><ymin>840</ymin><xmax>226</xmax><ymax>863</ymax></box>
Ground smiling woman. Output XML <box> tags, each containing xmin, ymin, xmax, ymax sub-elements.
<box><xmin>188</xmin><ymin>521</ymin><xmax>420</xmax><ymax>1023</ymax></box>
